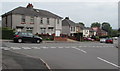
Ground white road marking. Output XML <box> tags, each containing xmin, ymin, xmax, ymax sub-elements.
<box><xmin>1</xmin><ymin>45</ymin><xmax>115</xmax><ymax>50</ymax></box>
<box><xmin>77</xmin><ymin>46</ymin><xmax>115</xmax><ymax>48</ymax></box>
<box><xmin>22</xmin><ymin>47</ymin><xmax>31</xmax><ymax>49</ymax></box>
<box><xmin>11</xmin><ymin>47</ymin><xmax>21</xmax><ymax>50</ymax></box>
<box><xmin>97</xmin><ymin>57</ymin><xmax>120</xmax><ymax>68</ymax></box>
<box><xmin>50</xmin><ymin>47</ymin><xmax>56</xmax><ymax>48</ymax></box>
<box><xmin>93</xmin><ymin>46</ymin><xmax>95</xmax><ymax>47</ymax></box>
<box><xmin>0</xmin><ymin>47</ymin><xmax>5</xmax><ymax>49</ymax></box>
<box><xmin>71</xmin><ymin>47</ymin><xmax>76</xmax><ymax>48</ymax></box>
<box><xmin>40</xmin><ymin>58</ymin><xmax>51</xmax><ymax>70</ymax></box>
<box><xmin>74</xmin><ymin>47</ymin><xmax>87</xmax><ymax>53</ymax></box>
<box><xmin>42</xmin><ymin>47</ymin><xmax>48</xmax><ymax>49</ymax></box>
<box><xmin>58</xmin><ymin>47</ymin><xmax>63</xmax><ymax>48</ymax></box>
<box><xmin>2</xmin><ymin>47</ymin><xmax>10</xmax><ymax>50</ymax></box>
<box><xmin>65</xmin><ymin>47</ymin><xmax>70</xmax><ymax>48</ymax></box>
<box><xmin>31</xmin><ymin>47</ymin><xmax>40</xmax><ymax>49</ymax></box>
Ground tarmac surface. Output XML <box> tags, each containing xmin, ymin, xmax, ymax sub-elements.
<box><xmin>1</xmin><ymin>39</ymin><xmax>119</xmax><ymax>71</ymax></box>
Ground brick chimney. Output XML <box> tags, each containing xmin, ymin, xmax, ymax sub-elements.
<box><xmin>26</xmin><ymin>3</ymin><xmax>33</xmax><ymax>9</ymax></box>
<box><xmin>65</xmin><ymin>17</ymin><xmax>69</xmax><ymax>20</ymax></box>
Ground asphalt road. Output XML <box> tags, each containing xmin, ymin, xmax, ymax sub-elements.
<box><xmin>1</xmin><ymin>40</ymin><xmax>119</xmax><ymax>69</ymax></box>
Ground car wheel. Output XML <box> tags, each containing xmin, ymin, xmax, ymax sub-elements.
<box><xmin>36</xmin><ymin>40</ymin><xmax>40</xmax><ymax>43</ymax></box>
<box><xmin>18</xmin><ymin>39</ymin><xmax>22</xmax><ymax>43</ymax></box>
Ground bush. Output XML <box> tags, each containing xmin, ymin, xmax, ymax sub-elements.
<box><xmin>2</xmin><ymin>27</ymin><xmax>14</xmax><ymax>40</ymax></box>
<box><xmin>99</xmin><ymin>36</ymin><xmax>109</xmax><ymax>38</ymax></box>
<box><xmin>38</xmin><ymin>34</ymin><xmax>54</xmax><ymax>41</ymax></box>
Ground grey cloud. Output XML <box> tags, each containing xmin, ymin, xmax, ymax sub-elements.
<box><xmin>1</xmin><ymin>2</ymin><xmax>118</xmax><ymax>29</ymax></box>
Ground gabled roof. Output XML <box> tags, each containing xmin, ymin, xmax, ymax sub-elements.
<box><xmin>2</xmin><ymin>6</ymin><xmax>62</xmax><ymax>19</ymax></box>
<box><xmin>97</xmin><ymin>29</ymin><xmax>108</xmax><ymax>33</ymax></box>
<box><xmin>62</xmin><ymin>17</ymin><xmax>76</xmax><ymax>26</ymax></box>
<box><xmin>84</xmin><ymin>27</ymin><xmax>95</xmax><ymax>32</ymax></box>
<box><xmin>62</xmin><ymin>17</ymin><xmax>85</xmax><ymax>30</ymax></box>
<box><xmin>75</xmin><ymin>23</ymin><xmax>85</xmax><ymax>29</ymax></box>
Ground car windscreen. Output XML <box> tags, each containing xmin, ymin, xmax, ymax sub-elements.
<box><xmin>18</xmin><ymin>32</ymin><xmax>27</xmax><ymax>36</ymax></box>
<box><xmin>15</xmin><ymin>32</ymin><xmax>19</xmax><ymax>35</ymax></box>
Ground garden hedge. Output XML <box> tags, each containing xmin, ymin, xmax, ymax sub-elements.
<box><xmin>2</xmin><ymin>28</ymin><xmax>14</xmax><ymax>40</ymax></box>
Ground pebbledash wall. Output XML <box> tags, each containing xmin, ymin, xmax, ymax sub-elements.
<box><xmin>10</xmin><ymin>14</ymin><xmax>62</xmax><ymax>35</ymax></box>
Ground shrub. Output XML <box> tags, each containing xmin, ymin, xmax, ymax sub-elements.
<box><xmin>2</xmin><ymin>27</ymin><xmax>14</xmax><ymax>40</ymax></box>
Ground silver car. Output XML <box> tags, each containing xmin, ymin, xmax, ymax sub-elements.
<box><xmin>100</xmin><ymin>38</ymin><xmax>106</xmax><ymax>43</ymax></box>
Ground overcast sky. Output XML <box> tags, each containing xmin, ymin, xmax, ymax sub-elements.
<box><xmin>0</xmin><ymin>1</ymin><xmax>118</xmax><ymax>29</ymax></box>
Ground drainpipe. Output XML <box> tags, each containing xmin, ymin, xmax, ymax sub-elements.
<box><xmin>11</xmin><ymin>12</ymin><xmax>12</xmax><ymax>29</ymax></box>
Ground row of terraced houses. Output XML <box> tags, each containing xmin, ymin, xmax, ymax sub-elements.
<box><xmin>2</xmin><ymin>3</ymin><xmax>108</xmax><ymax>39</ymax></box>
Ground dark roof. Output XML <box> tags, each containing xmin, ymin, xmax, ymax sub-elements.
<box><xmin>2</xmin><ymin>6</ymin><xmax>62</xmax><ymax>19</ymax></box>
<box><xmin>98</xmin><ymin>29</ymin><xmax>107</xmax><ymax>33</ymax></box>
<box><xmin>62</xmin><ymin>18</ymin><xmax>85</xmax><ymax>30</ymax></box>
<box><xmin>84</xmin><ymin>27</ymin><xmax>95</xmax><ymax>32</ymax></box>
<box><xmin>62</xmin><ymin>18</ymin><xmax>76</xmax><ymax>26</ymax></box>
<box><xmin>75</xmin><ymin>23</ymin><xmax>85</xmax><ymax>29</ymax></box>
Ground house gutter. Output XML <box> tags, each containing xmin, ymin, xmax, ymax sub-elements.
<box><xmin>11</xmin><ymin>12</ymin><xmax>12</xmax><ymax>29</ymax></box>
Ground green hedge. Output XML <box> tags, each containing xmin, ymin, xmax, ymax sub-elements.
<box><xmin>2</xmin><ymin>27</ymin><xmax>14</xmax><ymax>40</ymax></box>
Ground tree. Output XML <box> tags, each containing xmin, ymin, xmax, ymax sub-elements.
<box><xmin>91</xmin><ymin>22</ymin><xmax>101</xmax><ymax>28</ymax></box>
<box><xmin>111</xmin><ymin>30</ymin><xmax>118</xmax><ymax>37</ymax></box>
<box><xmin>102</xmin><ymin>22</ymin><xmax>112</xmax><ymax>36</ymax></box>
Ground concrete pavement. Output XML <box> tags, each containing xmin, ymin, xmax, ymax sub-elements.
<box><xmin>2</xmin><ymin>50</ymin><xmax>50</xmax><ymax>69</ymax></box>
<box><xmin>2</xmin><ymin>44</ymin><xmax>50</xmax><ymax>70</ymax></box>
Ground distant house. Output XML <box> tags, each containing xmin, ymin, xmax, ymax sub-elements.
<box><xmin>62</xmin><ymin>17</ymin><xmax>76</xmax><ymax>36</ymax></box>
<box><xmin>83</xmin><ymin>27</ymin><xmax>96</xmax><ymax>37</ymax></box>
<box><xmin>75</xmin><ymin>23</ymin><xmax>84</xmax><ymax>33</ymax></box>
<box><xmin>97</xmin><ymin>29</ymin><xmax>108</xmax><ymax>36</ymax></box>
<box><xmin>2</xmin><ymin>3</ymin><xmax>62</xmax><ymax>36</ymax></box>
<box><xmin>92</xmin><ymin>27</ymin><xmax>108</xmax><ymax>36</ymax></box>
<box><xmin>62</xmin><ymin>17</ymin><xmax>84</xmax><ymax>36</ymax></box>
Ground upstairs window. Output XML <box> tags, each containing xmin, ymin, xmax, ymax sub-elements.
<box><xmin>57</xmin><ymin>19</ymin><xmax>59</xmax><ymax>24</ymax></box>
<box><xmin>71</xmin><ymin>27</ymin><xmax>75</xmax><ymax>31</ymax></box>
<box><xmin>73</xmin><ymin>27</ymin><xmax>75</xmax><ymax>31</ymax></box>
<box><xmin>21</xmin><ymin>15</ymin><xmax>25</xmax><ymax>23</ymax></box>
<box><xmin>40</xmin><ymin>18</ymin><xmax>43</xmax><ymax>24</ymax></box>
<box><xmin>47</xmin><ymin>18</ymin><xmax>49</xmax><ymax>24</ymax></box>
<box><xmin>30</xmin><ymin>17</ymin><xmax>34</xmax><ymax>24</ymax></box>
<box><xmin>70</xmin><ymin>27</ymin><xmax>72</xmax><ymax>31</ymax></box>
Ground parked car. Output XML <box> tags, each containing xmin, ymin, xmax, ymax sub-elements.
<box><xmin>13</xmin><ymin>32</ymin><xmax>42</xmax><ymax>43</ymax></box>
<box><xmin>105</xmin><ymin>38</ymin><xmax>113</xmax><ymax>44</ymax></box>
<box><xmin>100</xmin><ymin>38</ymin><xmax>106</xmax><ymax>43</ymax></box>
<box><xmin>113</xmin><ymin>37</ymin><xmax>118</xmax><ymax>40</ymax></box>
<box><xmin>84</xmin><ymin>37</ymin><xmax>94</xmax><ymax>41</ymax></box>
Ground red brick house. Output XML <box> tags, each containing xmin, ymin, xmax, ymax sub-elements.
<box><xmin>92</xmin><ymin>27</ymin><xmax>108</xmax><ymax>36</ymax></box>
